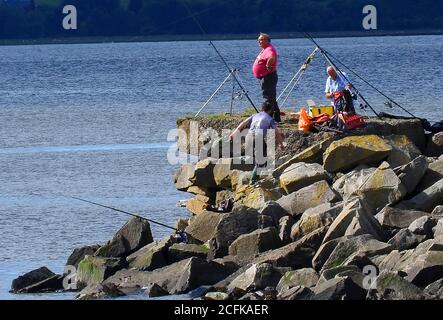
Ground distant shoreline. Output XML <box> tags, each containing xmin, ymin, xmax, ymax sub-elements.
<box><xmin>0</xmin><ymin>29</ymin><xmax>442</xmax><ymax>46</ymax></box>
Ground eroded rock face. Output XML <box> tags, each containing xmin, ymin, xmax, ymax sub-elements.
<box><xmin>323</xmin><ymin>135</ymin><xmax>392</xmax><ymax>173</ymax></box>
<box><xmin>76</xmin><ymin>256</ymin><xmax>126</xmax><ymax>288</ymax></box>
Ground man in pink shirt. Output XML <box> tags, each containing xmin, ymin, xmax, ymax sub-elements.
<box><xmin>252</xmin><ymin>33</ymin><xmax>281</xmax><ymax>122</ymax></box>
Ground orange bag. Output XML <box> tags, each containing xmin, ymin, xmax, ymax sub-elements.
<box><xmin>298</xmin><ymin>108</ymin><xmax>312</xmax><ymax>132</ymax></box>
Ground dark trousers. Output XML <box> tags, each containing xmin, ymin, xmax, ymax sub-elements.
<box><xmin>260</xmin><ymin>72</ymin><xmax>281</xmax><ymax>122</ymax></box>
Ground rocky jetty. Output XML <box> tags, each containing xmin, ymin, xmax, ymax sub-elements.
<box><xmin>11</xmin><ymin>114</ymin><xmax>443</xmax><ymax>300</ymax></box>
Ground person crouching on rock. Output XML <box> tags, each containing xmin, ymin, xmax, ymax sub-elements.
<box><xmin>229</xmin><ymin>101</ymin><xmax>284</xmax><ymax>183</ymax></box>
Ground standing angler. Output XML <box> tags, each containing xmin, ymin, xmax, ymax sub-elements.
<box><xmin>253</xmin><ymin>33</ymin><xmax>281</xmax><ymax>122</ymax></box>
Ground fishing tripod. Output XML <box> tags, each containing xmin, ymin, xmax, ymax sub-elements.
<box><xmin>194</xmin><ymin>68</ymin><xmax>252</xmax><ymax>117</ymax></box>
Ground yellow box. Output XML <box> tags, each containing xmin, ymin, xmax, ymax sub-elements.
<box><xmin>309</xmin><ymin>105</ymin><xmax>334</xmax><ymax>117</ymax></box>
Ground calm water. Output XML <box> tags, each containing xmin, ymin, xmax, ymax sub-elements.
<box><xmin>0</xmin><ymin>35</ymin><xmax>442</xmax><ymax>300</ymax></box>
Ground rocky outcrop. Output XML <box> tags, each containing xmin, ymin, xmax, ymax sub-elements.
<box><xmin>11</xmin><ymin>267</ymin><xmax>62</xmax><ymax>294</ymax></box>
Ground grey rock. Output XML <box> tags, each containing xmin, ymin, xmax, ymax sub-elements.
<box><xmin>291</xmin><ymin>202</ymin><xmax>343</xmax><ymax>241</ymax></box>
<box><xmin>279</xmin><ymin>162</ymin><xmax>330</xmax><ymax>194</ymax></box>
<box><xmin>95</xmin><ymin>217</ymin><xmax>153</xmax><ymax>258</ymax></box>
<box><xmin>278</xmin><ymin>216</ymin><xmax>296</xmax><ymax>244</ymax></box>
<box><xmin>11</xmin><ymin>267</ymin><xmax>56</xmax><ymax>293</ymax></box>
<box><xmin>397</xmin><ymin>178</ymin><xmax>443</xmax><ymax>212</ymax></box>
<box><xmin>385</xmin><ymin>135</ymin><xmax>422</xmax><ymax>168</ymax></box>
<box><xmin>15</xmin><ymin>274</ymin><xmax>64</xmax><ymax>294</ymax></box>
<box><xmin>228</xmin><ymin>227</ymin><xmax>282</xmax><ymax>266</ymax></box>
<box><xmin>372</xmin><ymin>271</ymin><xmax>427</xmax><ymax>300</ymax></box>
<box><xmin>145</xmin><ymin>283</ymin><xmax>169</xmax><ymax>297</ymax></box>
<box><xmin>310</xmin><ymin>276</ymin><xmax>367</xmax><ymax>300</ymax></box>
<box><xmin>408</xmin><ymin>216</ymin><xmax>437</xmax><ymax>237</ymax></box>
<box><xmin>277</xmin><ymin>180</ymin><xmax>340</xmax><ymax>217</ymax></box>
<box><xmin>424</xmin><ymin>278</ymin><xmax>443</xmax><ymax>297</ymax></box>
<box><xmin>259</xmin><ymin>201</ymin><xmax>287</xmax><ymax>226</ymax></box>
<box><xmin>332</xmin><ymin>165</ymin><xmax>375</xmax><ymax>197</ymax></box>
<box><xmin>76</xmin><ymin>256</ymin><xmax>126</xmax><ymax>288</ymax></box>
<box><xmin>434</xmin><ymin>219</ymin><xmax>443</xmax><ymax>239</ymax></box>
<box><xmin>227</xmin><ymin>263</ymin><xmax>287</xmax><ymax>292</ymax></box>
<box><xmin>126</xmin><ymin>237</ymin><xmax>173</xmax><ymax>271</ymax></box>
<box><xmin>276</xmin><ymin>268</ymin><xmax>319</xmax><ymax>293</ymax></box>
<box><xmin>320</xmin><ymin>235</ymin><xmax>392</xmax><ymax>272</ymax></box>
<box><xmin>388</xmin><ymin>228</ymin><xmax>427</xmax><ymax>251</ymax></box>
<box><xmin>66</xmin><ymin>245</ymin><xmax>101</xmax><ymax>268</ymax></box>
<box><xmin>394</xmin><ymin>155</ymin><xmax>428</xmax><ymax>194</ymax></box>
<box><xmin>433</xmin><ymin>205</ymin><xmax>443</xmax><ymax>215</ymax></box>
<box><xmin>168</xmin><ymin>243</ymin><xmax>208</xmax><ymax>263</ymax></box>
<box><xmin>208</xmin><ymin>205</ymin><xmax>261</xmax><ymax>259</ymax></box>
<box><xmin>375</xmin><ymin>206</ymin><xmax>432</xmax><ymax>229</ymax></box>
<box><xmin>104</xmin><ymin>257</ymin><xmax>232</xmax><ymax>295</ymax></box>
<box><xmin>185</xmin><ymin>211</ymin><xmax>224</xmax><ymax>244</ymax></box>
<box><xmin>416</xmin><ymin>158</ymin><xmax>443</xmax><ymax>193</ymax></box>
<box><xmin>322</xmin><ymin>198</ymin><xmax>385</xmax><ymax>244</ymax></box>
<box><xmin>204</xmin><ymin>291</ymin><xmax>230</xmax><ymax>300</ymax></box>
<box><xmin>277</xmin><ymin>285</ymin><xmax>314</xmax><ymax>300</ymax></box>
<box><xmin>76</xmin><ymin>283</ymin><xmax>125</xmax><ymax>300</ymax></box>
<box><xmin>174</xmin><ymin>163</ymin><xmax>196</xmax><ymax>191</ymax></box>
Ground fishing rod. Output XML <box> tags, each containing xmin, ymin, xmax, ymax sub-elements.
<box><xmin>69</xmin><ymin>195</ymin><xmax>179</xmax><ymax>232</ymax></box>
<box><xmin>320</xmin><ymin>49</ymin><xmax>417</xmax><ymax>118</ymax></box>
<box><xmin>181</xmin><ymin>1</ymin><xmax>259</xmax><ymax>113</ymax></box>
<box><xmin>303</xmin><ymin>31</ymin><xmax>381</xmax><ymax>119</ymax></box>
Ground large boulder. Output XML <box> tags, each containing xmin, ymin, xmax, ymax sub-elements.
<box><xmin>332</xmin><ymin>166</ymin><xmax>376</xmax><ymax>198</ymax></box>
<box><xmin>323</xmin><ymin>135</ymin><xmax>392</xmax><ymax>173</ymax></box>
<box><xmin>384</xmin><ymin>135</ymin><xmax>422</xmax><ymax>168</ymax></box>
<box><xmin>310</xmin><ymin>276</ymin><xmax>367</xmax><ymax>300</ymax></box>
<box><xmin>186</xmin><ymin>195</ymin><xmax>212</xmax><ymax>216</ymax></box>
<box><xmin>351</xmin><ymin>162</ymin><xmax>407</xmax><ymax>212</ymax></box>
<box><xmin>394</xmin><ymin>155</ymin><xmax>428</xmax><ymax>195</ymax></box>
<box><xmin>76</xmin><ymin>256</ymin><xmax>126</xmax><ymax>288</ymax></box>
<box><xmin>375</xmin><ymin>206</ymin><xmax>432</xmax><ymax>230</ymax></box>
<box><xmin>276</xmin><ymin>268</ymin><xmax>319</xmax><ymax>293</ymax></box>
<box><xmin>322</xmin><ymin>198</ymin><xmax>385</xmax><ymax>244</ymax></box>
<box><xmin>94</xmin><ymin>217</ymin><xmax>153</xmax><ymax>258</ymax></box>
<box><xmin>234</xmin><ymin>185</ymin><xmax>281</xmax><ymax>210</ymax></box>
<box><xmin>396</xmin><ymin>178</ymin><xmax>443</xmax><ymax>212</ymax></box>
<box><xmin>379</xmin><ymin>239</ymin><xmax>443</xmax><ymax>287</ymax></box>
<box><xmin>103</xmin><ymin>257</ymin><xmax>232</xmax><ymax>295</ymax></box>
<box><xmin>66</xmin><ymin>245</ymin><xmax>101</xmax><ymax>268</ymax></box>
<box><xmin>168</xmin><ymin>243</ymin><xmax>209</xmax><ymax>263</ymax></box>
<box><xmin>259</xmin><ymin>201</ymin><xmax>287</xmax><ymax>226</ymax></box>
<box><xmin>415</xmin><ymin>158</ymin><xmax>443</xmax><ymax>193</ymax></box>
<box><xmin>290</xmin><ymin>202</ymin><xmax>343</xmax><ymax>241</ymax></box>
<box><xmin>11</xmin><ymin>267</ymin><xmax>56</xmax><ymax>293</ymax></box>
<box><xmin>208</xmin><ymin>205</ymin><xmax>261</xmax><ymax>259</ymax></box>
<box><xmin>277</xmin><ymin>180</ymin><xmax>340</xmax><ymax>217</ymax></box>
<box><xmin>279</xmin><ymin>162</ymin><xmax>330</xmax><ymax>194</ymax></box>
<box><xmin>371</xmin><ymin>271</ymin><xmax>428</xmax><ymax>300</ymax></box>
<box><xmin>228</xmin><ymin>227</ymin><xmax>282</xmax><ymax>266</ymax></box>
<box><xmin>126</xmin><ymin>237</ymin><xmax>173</xmax><ymax>271</ymax></box>
<box><xmin>387</xmin><ymin>228</ymin><xmax>427</xmax><ymax>251</ymax></box>
<box><xmin>174</xmin><ymin>163</ymin><xmax>195</xmax><ymax>191</ymax></box>
<box><xmin>272</xmin><ymin>138</ymin><xmax>333</xmax><ymax>177</ymax></box>
<box><xmin>408</xmin><ymin>216</ymin><xmax>438</xmax><ymax>238</ymax></box>
<box><xmin>227</xmin><ymin>263</ymin><xmax>288</xmax><ymax>292</ymax></box>
<box><xmin>184</xmin><ymin>211</ymin><xmax>224</xmax><ymax>244</ymax></box>
<box><xmin>252</xmin><ymin>227</ymin><xmax>328</xmax><ymax>269</ymax></box>
<box><xmin>319</xmin><ymin>235</ymin><xmax>393</xmax><ymax>272</ymax></box>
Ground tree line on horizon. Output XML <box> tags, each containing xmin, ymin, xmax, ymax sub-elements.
<box><xmin>0</xmin><ymin>0</ymin><xmax>442</xmax><ymax>39</ymax></box>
